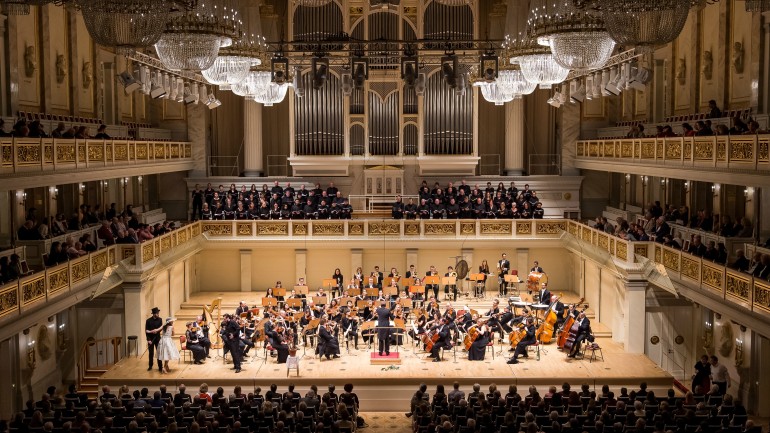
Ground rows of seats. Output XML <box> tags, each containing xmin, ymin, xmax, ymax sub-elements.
<box><xmin>614</xmin><ymin>120</ymin><xmax>647</xmax><ymax>128</ymax></box>
<box><xmin>6</xmin><ymin>382</ymin><xmax>362</xmax><ymax>433</ymax></box>
<box><xmin>18</xmin><ymin>111</ymin><xmax>104</xmax><ymax>125</ymax></box>
<box><xmin>406</xmin><ymin>381</ymin><xmax>758</xmax><ymax>433</ymax></box>
<box><xmin>121</xmin><ymin>122</ymin><xmax>154</xmax><ymax>130</ymax></box>
<box><xmin>662</xmin><ymin>109</ymin><xmax>752</xmax><ymax>124</ymax></box>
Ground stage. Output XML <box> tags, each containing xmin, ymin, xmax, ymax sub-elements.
<box><xmin>99</xmin><ymin>335</ymin><xmax>673</xmax><ymax>411</ymax></box>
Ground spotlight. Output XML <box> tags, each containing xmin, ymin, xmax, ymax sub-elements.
<box><xmin>441</xmin><ymin>54</ymin><xmax>458</xmax><ymax>88</ymax></box>
<box><xmin>600</xmin><ymin>70</ymin><xmax>611</xmax><ymax>97</ymax></box>
<box><xmin>414</xmin><ymin>73</ymin><xmax>426</xmax><ymax>96</ymax></box>
<box><xmin>292</xmin><ymin>66</ymin><xmax>304</xmax><ymax>98</ymax></box>
<box><xmin>605</xmin><ymin>67</ymin><xmax>622</xmax><ymax>96</ymax></box>
<box><xmin>351</xmin><ymin>56</ymin><xmax>368</xmax><ymax>90</ymax></box>
<box><xmin>628</xmin><ymin>66</ymin><xmax>652</xmax><ymax>91</ymax></box>
<box><xmin>480</xmin><ymin>52</ymin><xmax>499</xmax><ymax>82</ymax></box>
<box><xmin>341</xmin><ymin>73</ymin><xmax>353</xmax><ymax>96</ymax></box>
<box><xmin>183</xmin><ymin>85</ymin><xmax>198</xmax><ymax>105</ymax></box>
<box><xmin>569</xmin><ymin>80</ymin><xmax>585</xmax><ymax>103</ymax></box>
<box><xmin>547</xmin><ymin>90</ymin><xmax>567</xmax><ymax>108</ymax></box>
<box><xmin>205</xmin><ymin>93</ymin><xmax>221</xmax><ymax>109</ymax></box>
<box><xmin>118</xmin><ymin>70</ymin><xmax>141</xmax><ymax>94</ymax></box>
<box><xmin>311</xmin><ymin>56</ymin><xmax>329</xmax><ymax>90</ymax></box>
<box><xmin>401</xmin><ymin>51</ymin><xmax>419</xmax><ymax>87</ymax></box>
<box><xmin>271</xmin><ymin>54</ymin><xmax>290</xmax><ymax>84</ymax></box>
<box><xmin>150</xmin><ymin>73</ymin><xmax>167</xmax><ymax>99</ymax></box>
<box><xmin>454</xmin><ymin>72</ymin><xmax>467</xmax><ymax>96</ymax></box>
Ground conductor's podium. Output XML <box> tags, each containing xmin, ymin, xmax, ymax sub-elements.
<box><xmin>370</xmin><ymin>352</ymin><xmax>402</xmax><ymax>365</ymax></box>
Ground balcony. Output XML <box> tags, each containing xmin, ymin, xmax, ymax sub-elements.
<box><xmin>574</xmin><ymin>135</ymin><xmax>770</xmax><ymax>185</ymax></box>
<box><xmin>0</xmin><ymin>138</ymin><xmax>194</xmax><ymax>189</ymax></box>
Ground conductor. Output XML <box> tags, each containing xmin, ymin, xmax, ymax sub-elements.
<box><xmin>376</xmin><ymin>301</ymin><xmax>393</xmax><ymax>356</ymax></box>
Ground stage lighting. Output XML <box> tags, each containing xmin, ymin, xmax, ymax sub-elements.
<box><xmin>441</xmin><ymin>54</ymin><xmax>458</xmax><ymax>88</ymax></box>
<box><xmin>570</xmin><ymin>80</ymin><xmax>585</xmax><ymax>103</ymax></box>
<box><xmin>205</xmin><ymin>93</ymin><xmax>221</xmax><ymax>109</ymax></box>
<box><xmin>414</xmin><ymin>73</ymin><xmax>426</xmax><ymax>96</ymax></box>
<box><xmin>341</xmin><ymin>73</ymin><xmax>353</xmax><ymax>96</ymax></box>
<box><xmin>271</xmin><ymin>54</ymin><xmax>290</xmax><ymax>84</ymax></box>
<box><xmin>118</xmin><ymin>70</ymin><xmax>142</xmax><ymax>94</ymax></box>
<box><xmin>312</xmin><ymin>56</ymin><xmax>329</xmax><ymax>90</ymax></box>
<box><xmin>150</xmin><ymin>72</ymin><xmax>167</xmax><ymax>99</ymax></box>
<box><xmin>292</xmin><ymin>66</ymin><xmax>304</xmax><ymax>98</ymax></box>
<box><xmin>401</xmin><ymin>52</ymin><xmax>418</xmax><ymax>86</ymax></box>
<box><xmin>480</xmin><ymin>52</ymin><xmax>499</xmax><ymax>82</ymax></box>
<box><xmin>351</xmin><ymin>56</ymin><xmax>368</xmax><ymax>89</ymax></box>
<box><xmin>628</xmin><ymin>66</ymin><xmax>651</xmax><ymax>91</ymax></box>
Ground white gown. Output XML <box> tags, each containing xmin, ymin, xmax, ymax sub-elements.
<box><xmin>156</xmin><ymin>326</ymin><xmax>180</xmax><ymax>361</ymax></box>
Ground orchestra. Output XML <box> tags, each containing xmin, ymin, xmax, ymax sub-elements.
<box><xmin>177</xmin><ymin>255</ymin><xmax>597</xmax><ymax>369</ymax></box>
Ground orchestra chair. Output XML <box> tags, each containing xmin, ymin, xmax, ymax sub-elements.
<box><xmin>583</xmin><ymin>341</ymin><xmax>603</xmax><ymax>363</ymax></box>
<box><xmin>486</xmin><ymin>340</ymin><xmax>495</xmax><ymax>360</ymax></box>
<box><xmin>527</xmin><ymin>340</ymin><xmax>541</xmax><ymax>361</ymax></box>
<box><xmin>179</xmin><ymin>335</ymin><xmax>192</xmax><ymax>363</ymax></box>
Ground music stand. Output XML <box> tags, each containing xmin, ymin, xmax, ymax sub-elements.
<box><xmin>383</xmin><ymin>286</ymin><xmax>398</xmax><ymax>297</ymax></box>
<box><xmin>505</xmin><ymin>274</ymin><xmax>521</xmax><ymax>295</ymax></box>
<box><xmin>401</xmin><ymin>277</ymin><xmax>415</xmax><ymax>287</ymax></box>
<box><xmin>347</xmin><ymin>288</ymin><xmax>361</xmax><ymax>297</ymax></box>
<box><xmin>469</xmin><ymin>273</ymin><xmax>485</xmax><ymax>298</ymax></box>
<box><xmin>312</xmin><ymin>296</ymin><xmax>327</xmax><ymax>307</ymax></box>
<box><xmin>383</xmin><ymin>277</ymin><xmax>396</xmax><ymax>288</ymax></box>
<box><xmin>286</xmin><ymin>298</ymin><xmax>303</xmax><ymax>310</ymax></box>
<box><xmin>424</xmin><ymin>276</ymin><xmax>440</xmax><ymax>286</ymax></box>
<box><xmin>273</xmin><ymin>287</ymin><xmax>286</xmax><ymax>297</ymax></box>
<box><xmin>322</xmin><ymin>278</ymin><xmax>337</xmax><ymax>290</ymax></box>
<box><xmin>338</xmin><ymin>297</ymin><xmax>355</xmax><ymax>308</ymax></box>
<box><xmin>441</xmin><ymin>276</ymin><xmax>457</xmax><ymax>301</ymax></box>
<box><xmin>294</xmin><ymin>285</ymin><xmax>309</xmax><ymax>295</ymax></box>
<box><xmin>262</xmin><ymin>298</ymin><xmax>278</xmax><ymax>307</ymax></box>
<box><xmin>356</xmin><ymin>299</ymin><xmax>369</xmax><ymax>310</ymax></box>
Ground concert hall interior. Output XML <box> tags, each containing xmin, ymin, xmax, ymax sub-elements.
<box><xmin>1</xmin><ymin>0</ymin><xmax>770</xmax><ymax>430</ymax></box>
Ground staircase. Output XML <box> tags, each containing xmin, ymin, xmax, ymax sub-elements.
<box><xmin>77</xmin><ymin>336</ymin><xmax>122</xmax><ymax>399</ymax></box>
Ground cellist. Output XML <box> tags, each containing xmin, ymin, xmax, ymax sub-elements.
<box><xmin>507</xmin><ymin>317</ymin><xmax>536</xmax><ymax>364</ymax></box>
<box><xmin>467</xmin><ymin>317</ymin><xmax>490</xmax><ymax>361</ymax></box>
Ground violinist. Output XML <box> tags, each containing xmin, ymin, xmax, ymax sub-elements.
<box><xmin>428</xmin><ymin>317</ymin><xmax>452</xmax><ymax>362</ymax></box>
<box><xmin>326</xmin><ymin>298</ymin><xmax>342</xmax><ymax>322</ymax></box>
<box><xmin>307</xmin><ymin>300</ymin><xmax>322</xmax><ymax>319</ymax></box>
<box><xmin>468</xmin><ymin>317</ymin><xmax>490</xmax><ymax>361</ymax></box>
<box><xmin>443</xmin><ymin>302</ymin><xmax>459</xmax><ymax>341</ymax></box>
<box><xmin>398</xmin><ymin>290</ymin><xmax>412</xmax><ymax>318</ymax></box>
<box><xmin>375</xmin><ymin>289</ymin><xmax>387</xmax><ymax>303</ymax></box>
<box><xmin>511</xmin><ymin>308</ymin><xmax>531</xmax><ymax>327</ymax></box>
<box><xmin>507</xmin><ymin>317</ymin><xmax>536</xmax><ymax>364</ymax></box>
<box><xmin>299</xmin><ymin>310</ymin><xmax>316</xmax><ymax>347</ymax></box>
<box><xmin>185</xmin><ymin>322</ymin><xmax>207</xmax><ymax>364</ymax></box>
<box><xmin>425</xmin><ymin>297</ymin><xmax>440</xmax><ymax>317</ymax></box>
<box><xmin>412</xmin><ymin>277</ymin><xmax>424</xmax><ymax>307</ymax></box>
<box><xmin>341</xmin><ymin>302</ymin><xmax>360</xmax><ymax>349</ymax></box>
<box><xmin>195</xmin><ymin>314</ymin><xmax>212</xmax><ymax>355</ymax></box>
<box><xmin>235</xmin><ymin>301</ymin><xmax>250</xmax><ymax>317</ymax></box>
<box><xmin>266</xmin><ymin>323</ymin><xmax>290</xmax><ymax>364</ymax></box>
<box><xmin>456</xmin><ymin>307</ymin><xmax>474</xmax><ymax>332</ymax></box>
<box><xmin>408</xmin><ymin>311</ymin><xmax>427</xmax><ymax>341</ymax></box>
<box><xmin>332</xmin><ymin>268</ymin><xmax>344</xmax><ymax>298</ymax></box>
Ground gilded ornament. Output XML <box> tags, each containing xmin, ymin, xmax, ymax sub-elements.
<box><xmin>665</xmin><ymin>142</ymin><xmax>681</xmax><ymax>159</ymax></box>
<box><xmin>44</xmin><ymin>145</ymin><xmax>53</xmax><ymax>162</ymax></box>
<box><xmin>662</xmin><ymin>249</ymin><xmax>680</xmax><ymax>271</ymax></box>
<box><xmin>154</xmin><ymin>144</ymin><xmax>166</xmax><ymax>159</ymax></box>
<box><xmin>191</xmin><ymin>223</ymin><xmax>201</xmax><ymax>237</ymax></box>
<box><xmin>681</xmin><ymin>256</ymin><xmax>699</xmax><ymax>280</ymax></box>
<box><xmin>2</xmin><ymin>145</ymin><xmax>12</xmax><ymax>164</ymax></box>
<box><xmin>17</xmin><ymin>145</ymin><xmax>41</xmax><ymax>164</ymax></box>
<box><xmin>177</xmin><ymin>230</ymin><xmax>188</xmax><ymax>244</ymax></box>
<box><xmin>621</xmin><ymin>142</ymin><xmax>632</xmax><ymax>157</ymax></box>
<box><xmin>684</xmin><ymin>141</ymin><xmax>692</xmax><ymax>158</ymax></box>
<box><xmin>758</xmin><ymin>141</ymin><xmax>768</xmax><ymax>161</ymax></box>
<box><xmin>202</xmin><ymin>223</ymin><xmax>233</xmax><ymax>236</ymax></box>
<box><xmin>312</xmin><ymin>223</ymin><xmax>343</xmax><ymax>236</ymax></box>
<box><xmin>105</xmin><ymin>146</ymin><xmax>112</xmax><ymax>161</ymax></box>
<box><xmin>185</xmin><ymin>143</ymin><xmax>192</xmax><ymax>157</ymax></box>
<box><xmin>405</xmin><ymin>222</ymin><xmax>420</xmax><ymax>236</ymax></box>
<box><xmin>77</xmin><ymin>145</ymin><xmax>85</xmax><ymax>161</ymax></box>
<box><xmin>56</xmin><ymin>145</ymin><xmax>76</xmax><ymax>162</ymax></box>
<box><xmin>641</xmin><ymin>142</ymin><xmax>654</xmax><ymax>159</ymax></box>
<box><xmin>654</xmin><ymin>246</ymin><xmax>662</xmax><ymax>263</ymax></box>
<box><xmin>237</xmin><ymin>223</ymin><xmax>253</xmax><ymax>236</ymax></box>
<box><xmin>481</xmin><ymin>222</ymin><xmax>511</xmax><ymax>235</ymax></box>
<box><xmin>136</xmin><ymin>145</ymin><xmax>148</xmax><ymax>159</ymax></box>
<box><xmin>88</xmin><ymin>144</ymin><xmax>104</xmax><ymax>161</ymax></box>
<box><xmin>48</xmin><ymin>268</ymin><xmax>69</xmax><ymax>295</ymax></box>
<box><xmin>656</xmin><ymin>142</ymin><xmax>663</xmax><ymax>158</ymax></box>
<box><xmin>425</xmin><ymin>222</ymin><xmax>455</xmax><ymax>236</ymax></box>
<box><xmin>536</xmin><ymin>221</ymin><xmax>566</xmax><ymax>235</ymax></box>
<box><xmin>568</xmin><ymin>222</ymin><xmax>578</xmax><ymax>236</ymax></box>
<box><xmin>122</xmin><ymin>248</ymin><xmax>135</xmax><ymax>260</ymax></box>
<box><xmin>257</xmin><ymin>222</ymin><xmax>288</xmax><ymax>236</ymax></box>
<box><xmin>109</xmin><ymin>249</ymin><xmax>115</xmax><ymax>265</ymax></box>
<box><xmin>71</xmin><ymin>259</ymin><xmax>89</xmax><ymax>283</ymax></box>
<box><xmin>349</xmin><ymin>223</ymin><xmax>364</xmax><ymax>235</ymax></box>
<box><xmin>516</xmin><ymin>222</ymin><xmax>532</xmax><ymax>235</ymax></box>
<box><xmin>603</xmin><ymin>143</ymin><xmax>614</xmax><ymax>157</ymax></box>
<box><xmin>91</xmin><ymin>251</ymin><xmax>108</xmax><ymax>273</ymax></box>
<box><xmin>615</xmin><ymin>241</ymin><xmax>628</xmax><ymax>260</ymax></box>
<box><xmin>581</xmin><ymin>227</ymin><xmax>591</xmax><ymax>242</ymax></box>
<box><xmin>170</xmin><ymin>144</ymin><xmax>180</xmax><ymax>158</ymax></box>
<box><xmin>753</xmin><ymin>281</ymin><xmax>770</xmax><ymax>313</ymax></box>
<box><xmin>694</xmin><ymin>142</ymin><xmax>713</xmax><ymax>159</ymax></box>
<box><xmin>730</xmin><ymin>141</ymin><xmax>753</xmax><ymax>161</ymax></box>
<box><xmin>588</xmin><ymin>143</ymin><xmax>599</xmax><ymax>157</ymax></box>
<box><xmin>161</xmin><ymin>237</ymin><xmax>172</xmax><ymax>252</ymax></box>
<box><xmin>634</xmin><ymin>245</ymin><xmax>648</xmax><ymax>258</ymax></box>
<box><xmin>142</xmin><ymin>243</ymin><xmax>155</xmax><ymax>263</ymax></box>
<box><xmin>21</xmin><ymin>277</ymin><xmax>46</xmax><ymax>306</ymax></box>
<box><xmin>0</xmin><ymin>286</ymin><xmax>19</xmax><ymax>318</ymax></box>
<box><xmin>577</xmin><ymin>142</ymin><xmax>585</xmax><ymax>156</ymax></box>
<box><xmin>598</xmin><ymin>234</ymin><xmax>609</xmax><ymax>250</ymax></box>
<box><xmin>369</xmin><ymin>222</ymin><xmax>399</xmax><ymax>236</ymax></box>
<box><xmin>725</xmin><ymin>273</ymin><xmax>749</xmax><ymax>301</ymax></box>
<box><xmin>701</xmin><ymin>264</ymin><xmax>723</xmax><ymax>291</ymax></box>
<box><xmin>716</xmin><ymin>141</ymin><xmax>726</xmax><ymax>161</ymax></box>
<box><xmin>460</xmin><ymin>223</ymin><xmax>475</xmax><ymax>235</ymax></box>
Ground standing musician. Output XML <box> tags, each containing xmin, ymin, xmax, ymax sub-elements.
<box><xmin>266</xmin><ymin>323</ymin><xmax>290</xmax><ymax>364</ymax></box>
<box><xmin>444</xmin><ymin>266</ymin><xmax>458</xmax><ymax>302</ymax></box>
<box><xmin>185</xmin><ymin>322</ymin><xmax>207</xmax><ymax>364</ymax></box>
<box><xmin>550</xmin><ymin>295</ymin><xmax>566</xmax><ymax>331</ymax></box>
<box><xmin>425</xmin><ymin>266</ymin><xmax>440</xmax><ymax>299</ymax></box>
<box><xmin>222</xmin><ymin>315</ymin><xmax>243</xmax><ymax>373</ymax></box>
<box><xmin>373</xmin><ymin>266</ymin><xmax>384</xmax><ymax>287</ymax></box>
<box><xmin>317</xmin><ymin>318</ymin><xmax>341</xmax><ymax>360</ymax></box>
<box><xmin>485</xmin><ymin>299</ymin><xmax>503</xmax><ymax>341</ymax></box>
<box><xmin>507</xmin><ymin>317</ymin><xmax>536</xmax><ymax>364</ymax></box>
<box><xmin>145</xmin><ymin>307</ymin><xmax>163</xmax><ymax>372</ymax></box>
<box><xmin>405</xmin><ymin>265</ymin><xmax>418</xmax><ymax>279</ymax></box>
<box><xmin>497</xmin><ymin>253</ymin><xmax>511</xmax><ymax>296</ymax></box>
<box><xmin>235</xmin><ymin>301</ymin><xmax>250</xmax><ymax>317</ymax></box>
<box><xmin>195</xmin><ymin>313</ymin><xmax>212</xmax><ymax>355</ymax></box>
<box><xmin>332</xmin><ymin>268</ymin><xmax>344</xmax><ymax>298</ymax></box>
<box><xmin>477</xmin><ymin>260</ymin><xmax>491</xmax><ymax>298</ymax></box>
<box><xmin>353</xmin><ymin>267</ymin><xmax>364</xmax><ymax>284</ymax></box>
<box><xmin>531</xmin><ymin>260</ymin><xmax>544</xmax><ymax>273</ymax></box>
<box><xmin>428</xmin><ymin>318</ymin><xmax>452</xmax><ymax>362</ymax></box>
<box><xmin>567</xmin><ymin>312</ymin><xmax>591</xmax><ymax>358</ymax></box>
<box><xmin>376</xmin><ymin>301</ymin><xmax>394</xmax><ymax>356</ymax></box>
<box><xmin>537</xmin><ymin>283</ymin><xmax>551</xmax><ymax>306</ymax></box>
<box><xmin>468</xmin><ymin>318</ymin><xmax>491</xmax><ymax>361</ymax></box>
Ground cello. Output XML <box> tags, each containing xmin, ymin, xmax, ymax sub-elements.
<box><xmin>508</xmin><ymin>323</ymin><xmax>527</xmax><ymax>347</ymax></box>
<box><xmin>535</xmin><ymin>295</ymin><xmax>565</xmax><ymax>344</ymax></box>
<box><xmin>557</xmin><ymin>300</ymin><xmax>586</xmax><ymax>349</ymax></box>
<box><xmin>422</xmin><ymin>327</ymin><xmax>440</xmax><ymax>352</ymax></box>
<box><xmin>463</xmin><ymin>325</ymin><xmax>479</xmax><ymax>350</ymax></box>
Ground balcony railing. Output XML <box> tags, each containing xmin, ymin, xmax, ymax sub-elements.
<box><xmin>575</xmin><ymin>135</ymin><xmax>770</xmax><ymax>171</ymax></box>
<box><xmin>0</xmin><ymin>137</ymin><xmax>192</xmax><ymax>174</ymax></box>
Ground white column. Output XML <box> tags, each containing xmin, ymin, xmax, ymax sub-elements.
<box><xmin>406</xmin><ymin>249</ymin><xmax>418</xmax><ymax>271</ymax></box>
<box><xmin>187</xmin><ymin>104</ymin><xmax>208</xmax><ymax>177</ymax></box>
<box><xmin>560</xmin><ymin>100</ymin><xmax>581</xmax><ymax>176</ymax></box>
<box><xmin>624</xmin><ymin>280</ymin><xmax>647</xmax><ymax>354</ymax></box>
<box><xmin>243</xmin><ymin>100</ymin><xmax>263</xmax><ymax>176</ymax></box>
<box><xmin>505</xmin><ymin>98</ymin><xmax>525</xmax><ymax>175</ymax></box>
<box><xmin>122</xmin><ymin>282</ymin><xmax>146</xmax><ymax>352</ymax></box>
<box><xmin>296</xmin><ymin>249</ymin><xmax>307</xmax><ymax>283</ymax></box>
<box><xmin>240</xmin><ymin>249</ymin><xmax>252</xmax><ymax>292</ymax></box>
<box><xmin>351</xmin><ymin>249</ymin><xmax>363</xmax><ymax>276</ymax></box>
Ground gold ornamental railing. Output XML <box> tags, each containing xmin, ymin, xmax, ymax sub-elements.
<box><xmin>0</xmin><ymin>137</ymin><xmax>192</xmax><ymax>174</ymax></box>
<box><xmin>575</xmin><ymin>135</ymin><xmax>770</xmax><ymax>170</ymax></box>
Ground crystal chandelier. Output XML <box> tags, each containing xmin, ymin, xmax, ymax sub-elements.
<box><xmin>598</xmin><ymin>0</ymin><xmax>690</xmax><ymax>51</ymax></box>
<box><xmin>202</xmin><ymin>36</ymin><xmax>265</xmax><ymax>90</ymax></box>
<box><xmin>528</xmin><ymin>0</ymin><xmax>615</xmax><ymax>72</ymax></box>
<box><xmin>292</xmin><ymin>0</ymin><xmax>333</xmax><ymax>6</ymax></box>
<box><xmin>510</xmin><ymin>38</ymin><xmax>570</xmax><ymax>89</ymax></box>
<box><xmin>253</xmin><ymin>83</ymin><xmax>291</xmax><ymax>106</ymax></box>
<box><xmin>745</xmin><ymin>0</ymin><xmax>770</xmax><ymax>11</ymax></box>
<box><xmin>498</xmin><ymin>67</ymin><xmax>536</xmax><ymax>97</ymax></box>
<box><xmin>78</xmin><ymin>0</ymin><xmax>172</xmax><ymax>53</ymax></box>
<box><xmin>155</xmin><ymin>0</ymin><xmax>242</xmax><ymax>71</ymax></box>
<box><xmin>433</xmin><ymin>0</ymin><xmax>472</xmax><ymax>5</ymax></box>
<box><xmin>474</xmin><ymin>82</ymin><xmax>514</xmax><ymax>106</ymax></box>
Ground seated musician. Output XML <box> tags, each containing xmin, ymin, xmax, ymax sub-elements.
<box><xmin>185</xmin><ymin>322</ymin><xmax>207</xmax><ymax>364</ymax></box>
<box><xmin>408</xmin><ymin>312</ymin><xmax>427</xmax><ymax>341</ymax></box>
<box><xmin>511</xmin><ymin>309</ymin><xmax>530</xmax><ymax>327</ymax></box>
<box><xmin>346</xmin><ymin>278</ymin><xmax>360</xmax><ymax>291</ymax></box>
<box><xmin>299</xmin><ymin>310</ymin><xmax>315</xmax><ymax>347</ymax></box>
<box><xmin>404</xmin><ymin>198</ymin><xmax>418</xmax><ymax>220</ymax></box>
<box><xmin>316</xmin><ymin>318</ymin><xmax>341</xmax><ymax>360</ymax></box>
<box><xmin>266</xmin><ymin>323</ymin><xmax>290</xmax><ymax>364</ymax></box>
<box><xmin>411</xmin><ymin>277</ymin><xmax>424</xmax><ymax>306</ymax></box>
<box><xmin>443</xmin><ymin>302</ymin><xmax>458</xmax><ymax>341</ymax></box>
<box><xmin>315</xmin><ymin>287</ymin><xmax>327</xmax><ymax>300</ymax></box>
<box><xmin>375</xmin><ymin>289</ymin><xmax>387</xmax><ymax>302</ymax></box>
<box><xmin>363</xmin><ymin>277</ymin><xmax>379</xmax><ymax>293</ymax></box>
<box><xmin>456</xmin><ymin>307</ymin><xmax>474</xmax><ymax>332</ymax></box>
<box><xmin>235</xmin><ymin>301</ymin><xmax>250</xmax><ymax>317</ymax></box>
<box><xmin>425</xmin><ymin>297</ymin><xmax>440</xmax><ymax>317</ymax></box>
<box><xmin>567</xmin><ymin>312</ymin><xmax>591</xmax><ymax>358</ymax></box>
<box><xmin>388</xmin><ymin>267</ymin><xmax>400</xmax><ymax>279</ymax></box>
<box><xmin>356</xmin><ymin>289</ymin><xmax>368</xmax><ymax>303</ymax></box>
<box><xmin>468</xmin><ymin>317</ymin><xmax>491</xmax><ymax>361</ymax></box>
<box><xmin>507</xmin><ymin>317</ymin><xmax>536</xmax><ymax>364</ymax></box>
<box><xmin>485</xmin><ymin>299</ymin><xmax>502</xmax><ymax>340</ymax></box>
<box><xmin>307</xmin><ymin>300</ymin><xmax>322</xmax><ymax>319</ymax></box>
<box><xmin>341</xmin><ymin>308</ymin><xmax>360</xmax><ymax>349</ymax></box>
<box><xmin>498</xmin><ymin>306</ymin><xmax>514</xmax><ymax>337</ymax></box>
<box><xmin>428</xmin><ymin>317</ymin><xmax>452</xmax><ymax>362</ymax></box>
<box><xmin>392</xmin><ymin>196</ymin><xmax>405</xmax><ymax>219</ymax></box>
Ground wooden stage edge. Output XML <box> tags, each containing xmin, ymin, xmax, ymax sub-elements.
<box><xmin>100</xmin><ymin>337</ymin><xmax>673</xmax><ymax>411</ymax></box>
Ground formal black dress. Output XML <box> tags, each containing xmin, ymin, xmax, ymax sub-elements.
<box><xmin>468</xmin><ymin>329</ymin><xmax>489</xmax><ymax>361</ymax></box>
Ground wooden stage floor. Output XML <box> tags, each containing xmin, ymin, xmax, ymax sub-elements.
<box><xmin>100</xmin><ymin>336</ymin><xmax>672</xmax><ymax>411</ymax></box>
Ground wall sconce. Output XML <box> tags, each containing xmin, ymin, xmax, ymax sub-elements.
<box><xmin>703</xmin><ymin>320</ymin><xmax>714</xmax><ymax>351</ymax></box>
<box><xmin>121</xmin><ymin>177</ymin><xmax>129</xmax><ymax>188</ymax></box>
<box><xmin>683</xmin><ymin>181</ymin><xmax>690</xmax><ymax>193</ymax></box>
<box><xmin>57</xmin><ymin>322</ymin><xmax>67</xmax><ymax>352</ymax></box>
<box><xmin>49</xmin><ymin>187</ymin><xmax>58</xmax><ymax>200</ymax></box>
<box><xmin>711</xmin><ymin>184</ymin><xmax>720</xmax><ymax>195</ymax></box>
<box><xmin>744</xmin><ymin>187</ymin><xmax>753</xmax><ymax>201</ymax></box>
<box><xmin>642</xmin><ymin>176</ymin><xmax>648</xmax><ymax>186</ymax></box>
<box><xmin>735</xmin><ymin>338</ymin><xmax>744</xmax><ymax>367</ymax></box>
<box><xmin>625</xmin><ymin>174</ymin><xmax>631</xmax><ymax>182</ymax></box>
<box><xmin>26</xmin><ymin>337</ymin><xmax>36</xmax><ymax>370</ymax></box>
<box><xmin>137</xmin><ymin>176</ymin><xmax>143</xmax><ymax>184</ymax></box>
<box><xmin>101</xmin><ymin>181</ymin><xmax>108</xmax><ymax>192</ymax></box>
<box><xmin>79</xmin><ymin>183</ymin><xmax>85</xmax><ymax>196</ymax></box>
<box><xmin>660</xmin><ymin>179</ymin><xmax>667</xmax><ymax>185</ymax></box>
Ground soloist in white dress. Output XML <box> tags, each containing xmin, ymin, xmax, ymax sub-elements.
<box><xmin>156</xmin><ymin>326</ymin><xmax>180</xmax><ymax>361</ymax></box>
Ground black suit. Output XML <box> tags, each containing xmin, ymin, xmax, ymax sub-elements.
<box><xmin>537</xmin><ymin>288</ymin><xmax>551</xmax><ymax>305</ymax></box>
<box><xmin>569</xmin><ymin>317</ymin><xmax>591</xmax><ymax>356</ymax></box>
<box><xmin>317</xmin><ymin>325</ymin><xmax>340</xmax><ymax>358</ymax></box>
<box><xmin>430</xmin><ymin>325</ymin><xmax>452</xmax><ymax>359</ymax></box>
<box><xmin>376</xmin><ymin>306</ymin><xmax>393</xmax><ymax>355</ymax></box>
<box><xmin>145</xmin><ymin>316</ymin><xmax>163</xmax><ymax>371</ymax></box>
<box><xmin>498</xmin><ymin>259</ymin><xmax>510</xmax><ymax>295</ymax></box>
<box><xmin>511</xmin><ymin>324</ymin><xmax>536</xmax><ymax>361</ymax></box>
<box><xmin>267</xmin><ymin>330</ymin><xmax>289</xmax><ymax>363</ymax></box>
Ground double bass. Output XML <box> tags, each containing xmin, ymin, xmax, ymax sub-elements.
<box><xmin>557</xmin><ymin>300</ymin><xmax>586</xmax><ymax>349</ymax></box>
<box><xmin>535</xmin><ymin>296</ymin><xmax>560</xmax><ymax>344</ymax></box>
